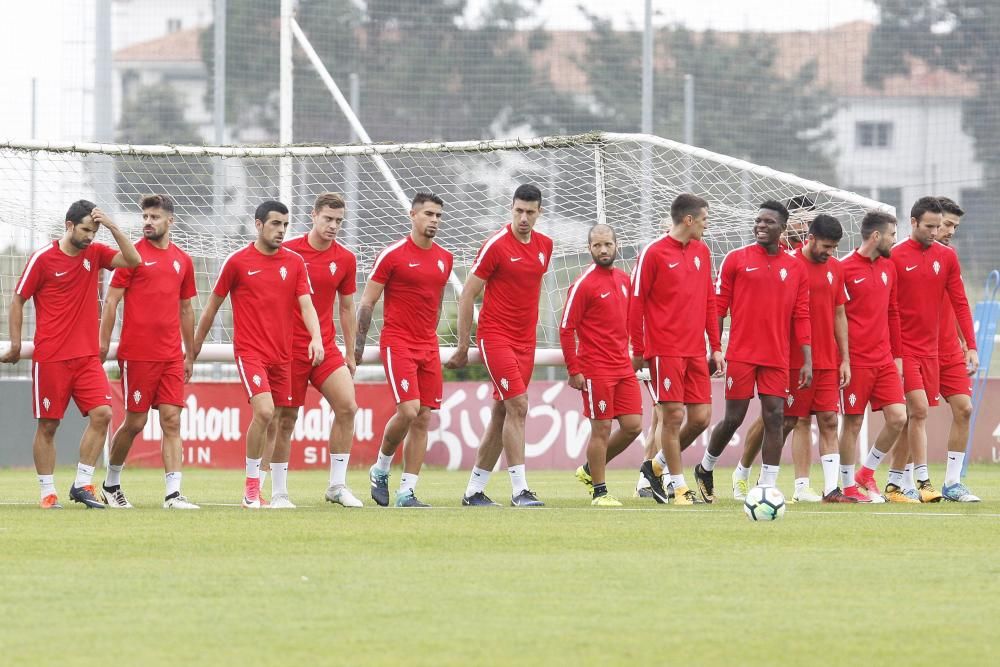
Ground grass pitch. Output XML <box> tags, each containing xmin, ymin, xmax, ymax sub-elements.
<box><xmin>1</xmin><ymin>465</ymin><xmax>999</xmax><ymax>666</ymax></box>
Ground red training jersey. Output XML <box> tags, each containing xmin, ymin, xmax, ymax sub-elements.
<box><xmin>890</xmin><ymin>239</ymin><xmax>976</xmax><ymax>357</ymax></box>
<box><xmin>111</xmin><ymin>238</ymin><xmax>197</xmax><ymax>362</ymax></box>
<box><xmin>370</xmin><ymin>236</ymin><xmax>453</xmax><ymax>351</ymax></box>
<box><xmin>559</xmin><ymin>264</ymin><xmax>633</xmax><ymax>378</ymax></box>
<box><xmin>628</xmin><ymin>234</ymin><xmax>720</xmax><ymax>359</ymax></box>
<box><xmin>213</xmin><ymin>243</ymin><xmax>311</xmax><ymax>364</ymax></box>
<box><xmin>939</xmin><ymin>292</ymin><xmax>965</xmax><ymax>361</ymax></box>
<box><xmin>789</xmin><ymin>248</ymin><xmax>846</xmax><ymax>370</ymax></box>
<box><xmin>15</xmin><ymin>241</ymin><xmax>118</xmax><ymax>362</ymax></box>
<box><xmin>471</xmin><ymin>224</ymin><xmax>552</xmax><ymax>345</ymax></box>
<box><xmin>715</xmin><ymin>243</ymin><xmax>810</xmax><ymax>368</ymax></box>
<box><xmin>841</xmin><ymin>250</ymin><xmax>902</xmax><ymax>368</ymax></box>
<box><xmin>283</xmin><ymin>235</ymin><xmax>357</xmax><ymax>357</ymax></box>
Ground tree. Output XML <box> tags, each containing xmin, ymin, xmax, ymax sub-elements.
<box><xmin>117</xmin><ymin>84</ymin><xmax>204</xmax><ymax>145</ymax></box>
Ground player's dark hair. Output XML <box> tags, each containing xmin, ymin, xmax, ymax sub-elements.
<box><xmin>141</xmin><ymin>193</ymin><xmax>174</xmax><ymax>214</ymax></box>
<box><xmin>785</xmin><ymin>195</ymin><xmax>816</xmax><ymax>212</ymax></box>
<box><xmin>65</xmin><ymin>199</ymin><xmax>96</xmax><ymax>226</ymax></box>
<box><xmin>860</xmin><ymin>211</ymin><xmax>896</xmax><ymax>240</ymax></box>
<box><xmin>254</xmin><ymin>200</ymin><xmax>288</xmax><ymax>223</ymax></box>
<box><xmin>670</xmin><ymin>193</ymin><xmax>708</xmax><ymax>223</ymax></box>
<box><xmin>809</xmin><ymin>214</ymin><xmax>843</xmax><ymax>242</ymax></box>
<box><xmin>937</xmin><ymin>196</ymin><xmax>964</xmax><ymax>218</ymax></box>
<box><xmin>512</xmin><ymin>184</ymin><xmax>542</xmax><ymax>206</ymax></box>
<box><xmin>910</xmin><ymin>196</ymin><xmax>943</xmax><ymax>222</ymax></box>
<box><xmin>588</xmin><ymin>223</ymin><xmax>617</xmax><ymax>244</ymax></box>
<box><xmin>411</xmin><ymin>192</ymin><xmax>444</xmax><ymax>208</ymax></box>
<box><xmin>759</xmin><ymin>199</ymin><xmax>790</xmax><ymax>224</ymax></box>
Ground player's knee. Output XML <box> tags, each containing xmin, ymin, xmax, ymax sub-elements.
<box><xmin>277</xmin><ymin>412</ymin><xmax>297</xmax><ymax>436</ymax></box>
<box><xmin>817</xmin><ymin>412</ymin><xmax>838</xmax><ymax>432</ymax></box>
<box><xmin>157</xmin><ymin>412</ymin><xmax>179</xmax><ymax>435</ymax></box>
<box><xmin>505</xmin><ymin>395</ymin><xmax>528</xmax><ymax>419</ymax></box>
<box><xmin>37</xmin><ymin>419</ymin><xmax>60</xmax><ymax>438</ymax></box>
<box><xmin>88</xmin><ymin>406</ymin><xmax>113</xmax><ymax>429</ymax></box>
<box><xmin>953</xmin><ymin>400</ymin><xmax>973</xmax><ymax>423</ymax></box>
<box><xmin>253</xmin><ymin>404</ymin><xmax>275</xmax><ymax>425</ymax></box>
<box><xmin>885</xmin><ymin>410</ymin><xmax>908</xmax><ymax>432</ymax></box>
<box><xmin>782</xmin><ymin>415</ymin><xmax>799</xmax><ymax>431</ymax></box>
<box><xmin>621</xmin><ymin>421</ymin><xmax>643</xmax><ymax>440</ymax></box>
<box><xmin>906</xmin><ymin>404</ymin><xmax>928</xmax><ymax>422</ymax></box>
<box><xmin>396</xmin><ymin>402</ymin><xmax>420</xmax><ymax>422</ymax></box>
<box><xmin>334</xmin><ymin>399</ymin><xmax>358</xmax><ymax>421</ymax></box>
<box><xmin>686</xmin><ymin>411</ymin><xmax>710</xmax><ymax>433</ymax></box>
<box><xmin>661</xmin><ymin>404</ymin><xmax>686</xmax><ymax>427</ymax></box>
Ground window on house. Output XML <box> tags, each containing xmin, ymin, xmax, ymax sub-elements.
<box><xmin>877</xmin><ymin>187</ymin><xmax>902</xmax><ymax>214</ymax></box>
<box><xmin>167</xmin><ymin>18</ymin><xmax>182</xmax><ymax>33</ymax></box>
<box><xmin>856</xmin><ymin>122</ymin><xmax>893</xmax><ymax>148</ymax></box>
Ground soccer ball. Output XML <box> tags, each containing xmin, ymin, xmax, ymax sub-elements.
<box><xmin>743</xmin><ymin>486</ymin><xmax>786</xmax><ymax>522</ymax></box>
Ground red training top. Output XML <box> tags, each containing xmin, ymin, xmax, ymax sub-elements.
<box><xmin>559</xmin><ymin>263</ymin><xmax>633</xmax><ymax>378</ymax></box>
<box><xmin>790</xmin><ymin>249</ymin><xmax>846</xmax><ymax>371</ymax></box>
<box><xmin>840</xmin><ymin>250</ymin><xmax>902</xmax><ymax>368</ymax></box>
<box><xmin>283</xmin><ymin>235</ymin><xmax>357</xmax><ymax>357</ymax></box>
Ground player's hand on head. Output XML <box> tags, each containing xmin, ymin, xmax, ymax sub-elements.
<box><xmin>567</xmin><ymin>373</ymin><xmax>584</xmax><ymax>390</ymax></box>
<box><xmin>91</xmin><ymin>208</ymin><xmax>111</xmax><ymax>227</ymax></box>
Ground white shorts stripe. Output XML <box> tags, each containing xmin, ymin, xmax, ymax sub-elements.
<box><xmin>385</xmin><ymin>346</ymin><xmax>401</xmax><ymax>403</ymax></box>
<box><xmin>586</xmin><ymin>378</ymin><xmax>594</xmax><ymax>417</ymax></box>
<box><xmin>478</xmin><ymin>340</ymin><xmax>504</xmax><ymax>400</ymax></box>
<box><xmin>655</xmin><ymin>357</ymin><xmax>661</xmax><ymax>402</ymax></box>
<box><xmin>33</xmin><ymin>361</ymin><xmax>40</xmax><ymax>418</ymax></box>
<box><xmin>236</xmin><ymin>357</ymin><xmax>253</xmax><ymax>398</ymax></box>
<box><xmin>123</xmin><ymin>360</ymin><xmax>129</xmax><ymax>407</ymax></box>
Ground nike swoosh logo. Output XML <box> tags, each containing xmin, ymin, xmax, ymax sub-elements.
<box><xmin>745</xmin><ymin>267</ymin><xmax>759</xmax><ymax>272</ymax></box>
<box><xmin>408</xmin><ymin>262</ymin><xmax>420</xmax><ymax>267</ymax></box>
<box><xmin>104</xmin><ymin>395</ymin><xmax>112</xmax><ymax>399</ymax></box>
<box><xmin>144</xmin><ymin>261</ymin><xmax>157</xmax><ymax>266</ymax></box>
<box><xmin>248</xmin><ymin>270</ymin><xmax>262</xmax><ymax>275</ymax></box>
<box><xmin>55</xmin><ymin>271</ymin><xmax>68</xmax><ymax>277</ymax></box>
<box><xmin>510</xmin><ymin>257</ymin><xmax>522</xmax><ymax>262</ymax></box>
<box><xmin>600</xmin><ymin>292</ymin><xmax>610</xmax><ymax>298</ymax></box>
<box><xmin>853</xmin><ymin>277</ymin><xmax>866</xmax><ymax>283</ymax></box>
<box><xmin>668</xmin><ymin>262</ymin><xmax>679</xmax><ymax>269</ymax></box>
<box><xmin>434</xmin><ymin>398</ymin><xmax>442</xmax><ymax>403</ymax></box>
<box><xmin>905</xmin><ymin>265</ymin><xmax>918</xmax><ymax>271</ymax></box>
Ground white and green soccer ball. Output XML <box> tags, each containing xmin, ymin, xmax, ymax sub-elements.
<box><xmin>743</xmin><ymin>485</ymin><xmax>786</xmax><ymax>521</ymax></box>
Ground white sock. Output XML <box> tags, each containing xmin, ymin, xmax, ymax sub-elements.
<box><xmin>271</xmin><ymin>462</ymin><xmax>288</xmax><ymax>496</ymax></box>
<box><xmin>734</xmin><ymin>463</ymin><xmax>751</xmax><ymax>481</ymax></box>
<box><xmin>701</xmin><ymin>451</ymin><xmax>720</xmax><ymax>472</ymax></box>
<box><xmin>38</xmin><ymin>474</ymin><xmax>56</xmax><ymax>499</ymax></box>
<box><xmin>245</xmin><ymin>457</ymin><xmax>262</xmax><ymax>479</ymax></box>
<box><xmin>820</xmin><ymin>454</ymin><xmax>839</xmax><ymax>494</ymax></box>
<box><xmin>653</xmin><ymin>451</ymin><xmax>669</xmax><ymax>475</ymax></box>
<box><xmin>329</xmin><ymin>453</ymin><xmax>349</xmax><ymax>487</ymax></box>
<box><xmin>945</xmin><ymin>451</ymin><xmax>965</xmax><ymax>486</ymax></box>
<box><xmin>840</xmin><ymin>464</ymin><xmax>855</xmax><ymax>489</ymax></box>
<box><xmin>105</xmin><ymin>464</ymin><xmax>124</xmax><ymax>487</ymax></box>
<box><xmin>887</xmin><ymin>469</ymin><xmax>904</xmax><ymax>487</ymax></box>
<box><xmin>863</xmin><ymin>447</ymin><xmax>888</xmax><ymax>471</ymax></box>
<box><xmin>74</xmin><ymin>462</ymin><xmax>95</xmax><ymax>488</ymax></box>
<box><xmin>636</xmin><ymin>472</ymin><xmax>651</xmax><ymax>489</ymax></box>
<box><xmin>508</xmin><ymin>464</ymin><xmax>529</xmax><ymax>494</ymax></box>
<box><xmin>374</xmin><ymin>451</ymin><xmax>393</xmax><ymax>474</ymax></box>
<box><xmin>914</xmin><ymin>463</ymin><xmax>930</xmax><ymax>483</ymax></box>
<box><xmin>165</xmin><ymin>472</ymin><xmax>182</xmax><ymax>497</ymax></box>
<box><xmin>903</xmin><ymin>464</ymin><xmax>916</xmax><ymax>491</ymax></box>
<box><xmin>759</xmin><ymin>463</ymin><xmax>779</xmax><ymax>488</ymax></box>
<box><xmin>670</xmin><ymin>474</ymin><xmax>687</xmax><ymax>490</ymax></box>
<box><xmin>259</xmin><ymin>469</ymin><xmax>267</xmax><ymax>486</ymax></box>
<box><xmin>794</xmin><ymin>477</ymin><xmax>809</xmax><ymax>490</ymax></box>
<box><xmin>400</xmin><ymin>473</ymin><xmax>418</xmax><ymax>493</ymax></box>
<box><xmin>465</xmin><ymin>466</ymin><xmax>491</xmax><ymax>496</ymax></box>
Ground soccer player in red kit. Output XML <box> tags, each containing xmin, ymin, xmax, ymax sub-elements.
<box><xmin>356</xmin><ymin>193</ymin><xmax>453</xmax><ymax>508</ymax></box>
<box><xmin>2</xmin><ymin>200</ymin><xmax>141</xmax><ymax>508</ymax></box>
<box><xmin>855</xmin><ymin>197</ymin><xmax>977</xmax><ymax>503</ymax></box>
<box><xmin>193</xmin><ymin>201</ymin><xmax>324</xmax><ymax>509</ymax></box>
<box><xmin>560</xmin><ymin>224</ymin><xmax>643</xmax><ymax>507</ymax></box>
<box><xmin>448</xmin><ymin>184</ymin><xmax>552</xmax><ymax>507</ymax></box>
<box><xmin>269</xmin><ymin>192</ymin><xmax>362</xmax><ymax>509</ymax></box>
<box><xmin>837</xmin><ymin>211</ymin><xmax>907</xmax><ymax>503</ymax></box>
<box><xmin>628</xmin><ymin>193</ymin><xmax>724</xmax><ymax>505</ymax></box>
<box><xmin>696</xmin><ymin>200</ymin><xmax>812</xmax><ymax>502</ymax></box>
<box><xmin>98</xmin><ymin>194</ymin><xmax>199</xmax><ymax>509</ymax></box>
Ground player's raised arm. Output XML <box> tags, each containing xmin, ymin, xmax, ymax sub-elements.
<box><xmin>445</xmin><ymin>273</ymin><xmax>485</xmax><ymax>369</ymax></box>
<box><xmin>92</xmin><ymin>208</ymin><xmax>141</xmax><ymax>268</ymax></box>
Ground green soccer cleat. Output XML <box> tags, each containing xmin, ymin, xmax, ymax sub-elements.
<box><xmin>591</xmin><ymin>494</ymin><xmax>623</xmax><ymax>507</ymax></box>
<box><xmin>941</xmin><ymin>482</ymin><xmax>980</xmax><ymax>502</ymax></box>
<box><xmin>575</xmin><ymin>465</ymin><xmax>594</xmax><ymax>495</ymax></box>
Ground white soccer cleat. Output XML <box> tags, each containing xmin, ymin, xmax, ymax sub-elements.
<box><xmin>269</xmin><ymin>494</ymin><xmax>297</xmax><ymax>509</ymax></box>
<box><xmin>792</xmin><ymin>486</ymin><xmax>823</xmax><ymax>503</ymax></box>
<box><xmin>102</xmin><ymin>485</ymin><xmax>134</xmax><ymax>509</ymax></box>
<box><xmin>163</xmin><ymin>494</ymin><xmax>200</xmax><ymax>510</ymax></box>
<box><xmin>325</xmin><ymin>485</ymin><xmax>364</xmax><ymax>507</ymax></box>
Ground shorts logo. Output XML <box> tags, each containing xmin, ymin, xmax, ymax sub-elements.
<box><xmin>932</xmin><ymin>260</ymin><xmax>941</xmax><ymax>275</ymax></box>
<box><xmin>173</xmin><ymin>260</ymin><xmax>181</xmax><ymax>273</ymax></box>
<box><xmin>694</xmin><ymin>256</ymin><xmax>701</xmax><ymax>271</ymax></box>
<box><xmin>598</xmin><ymin>399</ymin><xmax>607</xmax><ymax>413</ymax></box>
<box><xmin>786</xmin><ymin>394</ymin><xmax>794</xmax><ymax>407</ymax></box>
<box><xmin>279</xmin><ymin>266</ymin><xmax>288</xmax><ymax>281</ymax></box>
<box><xmin>881</xmin><ymin>271</ymin><xmax>888</xmax><ymax>286</ymax></box>
<box><xmin>400</xmin><ymin>378</ymin><xmax>410</xmax><ymax>393</ymax></box>
<box><xmin>329</xmin><ymin>261</ymin><xmax>337</xmax><ymax>276</ymax></box>
<box><xmin>437</xmin><ymin>259</ymin><xmax>445</xmax><ymax>273</ymax></box>
<box><xmin>252</xmin><ymin>374</ymin><xmax>262</xmax><ymax>387</ymax></box>
<box><xmin>500</xmin><ymin>377</ymin><xmax>509</xmax><ymax>391</ymax></box>
<box><xmin>779</xmin><ymin>267</ymin><xmax>788</xmax><ymax>281</ymax></box>
<box><xmin>663</xmin><ymin>377</ymin><xmax>671</xmax><ymax>392</ymax></box>
<box><xmin>848</xmin><ymin>393</ymin><xmax>857</xmax><ymax>407</ymax></box>
<box><xmin>827</xmin><ymin>271</ymin><xmax>833</xmax><ymax>285</ymax></box>
<box><xmin>726</xmin><ymin>376</ymin><xmax>733</xmax><ymax>390</ymax></box>
<box><xmin>83</xmin><ymin>259</ymin><xmax>92</xmax><ymax>272</ymax></box>
<box><xmin>538</xmin><ymin>252</ymin><xmax>545</xmax><ymax>265</ymax></box>
<box><xmin>42</xmin><ymin>397</ymin><xmax>51</xmax><ymax>411</ymax></box>
<box><xmin>132</xmin><ymin>390</ymin><xmax>142</xmax><ymax>405</ymax></box>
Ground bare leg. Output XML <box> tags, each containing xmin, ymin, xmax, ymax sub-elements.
<box><xmin>108</xmin><ymin>410</ymin><xmax>149</xmax><ymax>467</ymax></box>
<box><xmin>402</xmin><ymin>407</ymin><xmax>432</xmax><ymax>475</ymax></box>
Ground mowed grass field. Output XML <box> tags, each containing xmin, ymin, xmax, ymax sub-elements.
<box><xmin>1</xmin><ymin>465</ymin><xmax>999</xmax><ymax>666</ymax></box>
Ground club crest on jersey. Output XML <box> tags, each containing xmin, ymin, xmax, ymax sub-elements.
<box><xmin>538</xmin><ymin>252</ymin><xmax>545</xmax><ymax>265</ymax></box>
<box><xmin>779</xmin><ymin>267</ymin><xmax>788</xmax><ymax>281</ymax></box>
<box><xmin>329</xmin><ymin>262</ymin><xmax>337</xmax><ymax>276</ymax></box>
<box><xmin>881</xmin><ymin>272</ymin><xmax>888</xmax><ymax>285</ymax></box>
<box><xmin>252</xmin><ymin>375</ymin><xmax>262</xmax><ymax>387</ymax></box>
<box><xmin>500</xmin><ymin>377</ymin><xmax>510</xmax><ymax>391</ymax></box>
<box><xmin>42</xmin><ymin>397</ymin><xmax>51</xmax><ymax>411</ymax></box>
<box><xmin>400</xmin><ymin>378</ymin><xmax>410</xmax><ymax>393</ymax></box>
<box><xmin>173</xmin><ymin>260</ymin><xmax>181</xmax><ymax>274</ymax></box>
<box><xmin>827</xmin><ymin>271</ymin><xmax>833</xmax><ymax>285</ymax></box>
<box><xmin>726</xmin><ymin>376</ymin><xmax>733</xmax><ymax>390</ymax></box>
<box><xmin>786</xmin><ymin>394</ymin><xmax>794</xmax><ymax>407</ymax></box>
<box><xmin>694</xmin><ymin>256</ymin><xmax>701</xmax><ymax>271</ymax></box>
<box><xmin>132</xmin><ymin>390</ymin><xmax>142</xmax><ymax>405</ymax></box>
<box><xmin>437</xmin><ymin>259</ymin><xmax>445</xmax><ymax>273</ymax></box>
<box><xmin>663</xmin><ymin>377</ymin><xmax>672</xmax><ymax>392</ymax></box>
<box><xmin>933</xmin><ymin>260</ymin><xmax>941</xmax><ymax>275</ymax></box>
<box><xmin>83</xmin><ymin>258</ymin><xmax>91</xmax><ymax>272</ymax></box>
<box><xmin>848</xmin><ymin>393</ymin><xmax>857</xmax><ymax>407</ymax></box>
<box><xmin>279</xmin><ymin>266</ymin><xmax>288</xmax><ymax>281</ymax></box>
<box><xmin>598</xmin><ymin>400</ymin><xmax>607</xmax><ymax>413</ymax></box>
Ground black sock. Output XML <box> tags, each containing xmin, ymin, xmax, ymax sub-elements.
<box><xmin>593</xmin><ymin>483</ymin><xmax>607</xmax><ymax>497</ymax></box>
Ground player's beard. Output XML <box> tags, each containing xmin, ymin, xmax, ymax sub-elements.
<box><xmin>69</xmin><ymin>235</ymin><xmax>91</xmax><ymax>250</ymax></box>
<box><xmin>143</xmin><ymin>227</ymin><xmax>165</xmax><ymax>242</ymax></box>
<box><xmin>594</xmin><ymin>252</ymin><xmax>616</xmax><ymax>267</ymax></box>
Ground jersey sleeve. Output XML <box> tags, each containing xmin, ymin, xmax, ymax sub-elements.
<box><xmin>370</xmin><ymin>247</ymin><xmax>395</xmax><ymax>285</ymax></box>
<box><xmin>294</xmin><ymin>255</ymin><xmax>312</xmax><ymax>298</ymax></box>
<box><xmin>834</xmin><ymin>264</ymin><xmax>847</xmax><ymax>306</ymax></box>
<box><xmin>338</xmin><ymin>252</ymin><xmax>358</xmax><ymax>296</ymax></box>
<box><xmin>627</xmin><ymin>244</ymin><xmax>655</xmax><ymax>359</ymax></box>
<box><xmin>180</xmin><ymin>255</ymin><xmax>197</xmax><ymax>299</ymax></box>
<box><xmin>945</xmin><ymin>253</ymin><xmax>977</xmax><ymax>351</ymax></box>
<box><xmin>96</xmin><ymin>243</ymin><xmax>119</xmax><ymax>270</ymax></box>
<box><xmin>109</xmin><ymin>266</ymin><xmax>134</xmax><ymax>289</ymax></box>
<box><xmin>888</xmin><ymin>266</ymin><xmax>902</xmax><ymax>358</ymax></box>
<box><xmin>792</xmin><ymin>265</ymin><xmax>812</xmax><ymax>347</ymax></box>
<box><xmin>559</xmin><ymin>276</ymin><xmax>589</xmax><ymax>375</ymax></box>
<box><xmin>704</xmin><ymin>253</ymin><xmax>721</xmax><ymax>353</ymax></box>
<box><xmin>471</xmin><ymin>236</ymin><xmax>501</xmax><ymax>281</ymax></box>
<box><xmin>715</xmin><ymin>250</ymin><xmax>736</xmax><ymax>317</ymax></box>
<box><xmin>14</xmin><ymin>253</ymin><xmax>45</xmax><ymax>300</ymax></box>
<box><xmin>213</xmin><ymin>254</ymin><xmax>238</xmax><ymax>297</ymax></box>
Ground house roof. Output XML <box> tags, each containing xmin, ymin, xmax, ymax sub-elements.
<box><xmin>114</xmin><ymin>27</ymin><xmax>203</xmax><ymax>62</ymax></box>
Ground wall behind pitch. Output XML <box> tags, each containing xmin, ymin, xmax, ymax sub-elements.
<box><xmin>0</xmin><ymin>380</ymin><xmax>91</xmax><ymax>467</ymax></box>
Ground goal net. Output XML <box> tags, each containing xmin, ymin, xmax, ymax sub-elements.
<box><xmin>0</xmin><ymin>132</ymin><xmax>890</xmax><ymax>366</ymax></box>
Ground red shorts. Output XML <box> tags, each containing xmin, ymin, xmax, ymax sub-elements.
<box><xmin>289</xmin><ymin>346</ymin><xmax>347</xmax><ymax>407</ymax></box>
<box><xmin>120</xmin><ymin>359</ymin><xmax>185</xmax><ymax>412</ymax></box>
<box><xmin>32</xmin><ymin>356</ymin><xmax>112</xmax><ymax>420</ymax></box>
<box><xmin>842</xmin><ymin>363</ymin><xmax>904</xmax><ymax>414</ymax></box>
<box><xmin>478</xmin><ymin>338</ymin><xmax>534</xmax><ymax>401</ymax></box>
<box><xmin>902</xmin><ymin>355</ymin><xmax>941</xmax><ymax>406</ymax></box>
<box><xmin>236</xmin><ymin>356</ymin><xmax>293</xmax><ymax>406</ymax></box>
<box><xmin>643</xmin><ymin>378</ymin><xmax>656</xmax><ymax>401</ymax></box>
<box><xmin>725</xmin><ymin>361</ymin><xmax>787</xmax><ymax>400</ymax></box>
<box><xmin>381</xmin><ymin>346</ymin><xmax>443</xmax><ymax>409</ymax></box>
<box><xmin>938</xmin><ymin>353</ymin><xmax>972</xmax><ymax>399</ymax></box>
<box><xmin>648</xmin><ymin>355</ymin><xmax>711</xmax><ymax>404</ymax></box>
<box><xmin>582</xmin><ymin>375</ymin><xmax>643</xmax><ymax>419</ymax></box>
<box><xmin>785</xmin><ymin>368</ymin><xmax>840</xmax><ymax>418</ymax></box>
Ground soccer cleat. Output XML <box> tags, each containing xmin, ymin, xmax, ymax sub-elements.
<box><xmin>917</xmin><ymin>480</ymin><xmax>943</xmax><ymax>503</ymax></box>
<box><xmin>672</xmin><ymin>486</ymin><xmax>704</xmax><ymax>505</ymax></box>
<box><xmin>511</xmin><ymin>489</ymin><xmax>545</xmax><ymax>507</ymax></box>
<box><xmin>575</xmin><ymin>465</ymin><xmax>594</xmax><ymax>495</ymax></box>
<box><xmin>39</xmin><ymin>494</ymin><xmax>62</xmax><ymax>509</ymax></box>
<box><xmin>694</xmin><ymin>463</ymin><xmax>715</xmax><ymax>504</ymax></box>
<box><xmin>325</xmin><ymin>485</ymin><xmax>364</xmax><ymax>508</ymax></box>
<box><xmin>855</xmin><ymin>467</ymin><xmax>881</xmax><ymax>499</ymax></box>
<box><xmin>650</xmin><ymin>458</ymin><xmax>666</xmax><ymax>477</ymax></box>
<box><xmin>394</xmin><ymin>489</ymin><xmax>431</xmax><ymax>508</ymax></box>
<box><xmin>101</xmin><ymin>484</ymin><xmax>133</xmax><ymax>509</ymax></box>
<box><xmin>842</xmin><ymin>485</ymin><xmax>871</xmax><ymax>503</ymax></box>
<box><xmin>269</xmin><ymin>494</ymin><xmax>296</xmax><ymax>509</ymax></box>
<box><xmin>369</xmin><ymin>465</ymin><xmax>390</xmax><ymax>507</ymax></box>
<box><xmin>163</xmin><ymin>494</ymin><xmax>200</xmax><ymax>509</ymax></box>
<box><xmin>241</xmin><ymin>477</ymin><xmax>261</xmax><ymax>509</ymax></box>
<box><xmin>884</xmin><ymin>483</ymin><xmax>920</xmax><ymax>504</ymax></box>
<box><xmin>634</xmin><ymin>486</ymin><xmax>654</xmax><ymax>499</ymax></box>
<box><xmin>639</xmin><ymin>460</ymin><xmax>669</xmax><ymax>504</ymax></box>
<box><xmin>591</xmin><ymin>494</ymin><xmax>623</xmax><ymax>507</ymax></box>
<box><xmin>69</xmin><ymin>484</ymin><xmax>106</xmax><ymax>509</ymax></box>
<box><xmin>822</xmin><ymin>488</ymin><xmax>858</xmax><ymax>503</ymax></box>
<box><xmin>665</xmin><ymin>481</ymin><xmax>676</xmax><ymax>501</ymax></box>
<box><xmin>903</xmin><ymin>488</ymin><xmax>921</xmax><ymax>502</ymax></box>
<box><xmin>792</xmin><ymin>486</ymin><xmax>823</xmax><ymax>503</ymax></box>
<box><xmin>941</xmin><ymin>482</ymin><xmax>981</xmax><ymax>503</ymax></box>
<box><xmin>732</xmin><ymin>471</ymin><xmax>749</xmax><ymax>500</ymax></box>
<box><xmin>462</xmin><ymin>491</ymin><xmax>500</xmax><ymax>507</ymax></box>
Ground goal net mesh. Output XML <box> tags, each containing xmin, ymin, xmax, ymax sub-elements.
<box><xmin>0</xmin><ymin>132</ymin><xmax>890</xmax><ymax>364</ymax></box>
